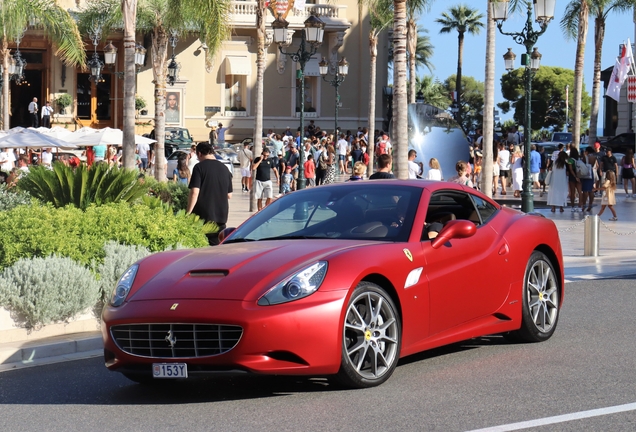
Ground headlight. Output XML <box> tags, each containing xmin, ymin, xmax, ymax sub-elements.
<box><xmin>258</xmin><ymin>262</ymin><xmax>328</xmax><ymax>306</ymax></box>
<box><xmin>110</xmin><ymin>264</ymin><xmax>139</xmax><ymax>307</ymax></box>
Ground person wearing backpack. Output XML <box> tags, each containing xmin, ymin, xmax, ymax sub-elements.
<box><xmin>580</xmin><ymin>147</ymin><xmax>597</xmax><ymax>212</ymax></box>
<box><xmin>566</xmin><ymin>147</ymin><xmax>583</xmax><ymax>212</ymax></box>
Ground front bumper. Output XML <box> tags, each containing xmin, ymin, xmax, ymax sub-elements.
<box><xmin>102</xmin><ymin>290</ymin><xmax>347</xmax><ymax>377</ymax></box>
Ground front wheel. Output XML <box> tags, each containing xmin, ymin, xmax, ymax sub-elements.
<box><xmin>336</xmin><ymin>282</ymin><xmax>401</xmax><ymax>388</ymax></box>
<box><xmin>509</xmin><ymin>251</ymin><xmax>561</xmax><ymax>342</ymax></box>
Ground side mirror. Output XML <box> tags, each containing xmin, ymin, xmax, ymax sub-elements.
<box><xmin>431</xmin><ymin>220</ymin><xmax>477</xmax><ymax>249</ymax></box>
<box><xmin>218</xmin><ymin>227</ymin><xmax>236</xmax><ymax>243</ymax></box>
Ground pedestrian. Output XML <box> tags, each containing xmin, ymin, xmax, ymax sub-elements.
<box><xmin>41</xmin><ymin>101</ymin><xmax>54</xmax><ymax>128</ymax></box>
<box><xmin>41</xmin><ymin>148</ymin><xmax>53</xmax><ymax>168</ymax></box>
<box><xmin>282</xmin><ymin>166</ymin><xmax>293</xmax><ymax>194</ymax></box>
<box><xmin>348</xmin><ymin>161</ymin><xmax>367</xmax><ymax>181</ymax></box>
<box><xmin>511</xmin><ymin>146</ymin><xmax>523</xmax><ymax>197</ymax></box>
<box><xmin>530</xmin><ymin>144</ymin><xmax>541</xmax><ymax>189</ymax></box>
<box><xmin>448</xmin><ymin>161</ymin><xmax>474</xmax><ymax>187</ymax></box>
<box><xmin>187</xmin><ymin>144</ymin><xmax>198</xmax><ymax>172</ymax></box>
<box><xmin>323</xmin><ymin>144</ymin><xmax>337</xmax><ymax>184</ymax></box>
<box><xmin>566</xmin><ymin>147</ymin><xmax>583</xmax><ymax>212</ymax></box>
<box><xmin>426</xmin><ymin>158</ymin><xmax>443</xmax><ymax>180</ymax></box>
<box><xmin>217</xmin><ymin>122</ymin><xmax>233</xmax><ymax>145</ymax></box>
<box><xmin>336</xmin><ymin>133</ymin><xmax>348</xmax><ymax>175</ymax></box>
<box><xmin>369</xmin><ymin>154</ymin><xmax>395</xmax><ymax>179</ymax></box>
<box><xmin>580</xmin><ymin>147</ymin><xmax>596</xmax><ymax>212</ymax></box>
<box><xmin>497</xmin><ymin>142</ymin><xmax>510</xmax><ymax>195</ymax></box>
<box><xmin>547</xmin><ymin>151</ymin><xmax>568</xmax><ymax>213</ymax></box>
<box><xmin>186</xmin><ymin>142</ymin><xmax>233</xmax><ymax>246</ymax></box>
<box><xmin>209</xmin><ymin>126</ymin><xmax>218</xmax><ymax>146</ymax></box>
<box><xmin>600</xmin><ymin>148</ymin><xmax>618</xmax><ymax>185</ymax></box>
<box><xmin>595</xmin><ymin>170</ymin><xmax>618</xmax><ymax>221</ymax></box>
<box><xmin>173</xmin><ymin>155</ymin><xmax>190</xmax><ymax>185</ymax></box>
<box><xmin>620</xmin><ymin>148</ymin><xmax>635</xmax><ymax>198</ymax></box>
<box><xmin>28</xmin><ymin>97</ymin><xmax>39</xmax><ymax>128</ymax></box>
<box><xmin>252</xmin><ymin>147</ymin><xmax>279</xmax><ymax>210</ymax></box>
<box><xmin>538</xmin><ymin>145</ymin><xmax>548</xmax><ymax>197</ymax></box>
<box><xmin>304</xmin><ymin>153</ymin><xmax>315</xmax><ymax>187</ymax></box>
<box><xmin>286</xmin><ymin>144</ymin><xmax>299</xmax><ymax>191</ymax></box>
<box><xmin>238</xmin><ymin>141</ymin><xmax>253</xmax><ymax>193</ymax></box>
<box><xmin>407</xmin><ymin>149</ymin><xmax>421</xmax><ymax>179</ymax></box>
<box><xmin>136</xmin><ymin>140</ymin><xmax>150</xmax><ymax>171</ymax></box>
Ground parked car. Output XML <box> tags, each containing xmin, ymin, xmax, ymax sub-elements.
<box><xmin>601</xmin><ymin>133</ymin><xmax>635</xmax><ymax>155</ymax></box>
<box><xmin>165</xmin><ymin>150</ymin><xmax>232</xmax><ymax>180</ymax></box>
<box><xmin>102</xmin><ymin>181</ymin><xmax>563</xmax><ymax>388</ymax></box>
<box><xmin>214</xmin><ymin>143</ymin><xmax>239</xmax><ymax>165</ymax></box>
<box><xmin>146</xmin><ymin>127</ymin><xmax>194</xmax><ymax>158</ymax></box>
<box><xmin>550</xmin><ymin>132</ymin><xmax>572</xmax><ymax>144</ymax></box>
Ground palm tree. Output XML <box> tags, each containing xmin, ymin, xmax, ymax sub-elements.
<box><xmin>0</xmin><ymin>0</ymin><xmax>85</xmax><ymax>130</ymax></box>
<box><xmin>406</xmin><ymin>0</ymin><xmax>434</xmax><ymax>104</ymax></box>
<box><xmin>250</xmin><ymin>0</ymin><xmax>266</xmax><ymax>212</ymax></box>
<box><xmin>436</xmin><ymin>4</ymin><xmax>484</xmax><ymax>128</ymax></box>
<box><xmin>359</xmin><ymin>0</ymin><xmax>393</xmax><ymax>175</ymax></box>
<box><xmin>415</xmin><ymin>75</ymin><xmax>450</xmax><ymax>108</ymax></box>
<box><xmin>389</xmin><ymin>27</ymin><xmax>435</xmax><ymax>73</ymax></box>
<box><xmin>392</xmin><ymin>0</ymin><xmax>408</xmax><ymax>179</ymax></box>
<box><xmin>79</xmin><ymin>0</ymin><xmax>231</xmax><ymax>180</ymax></box>
<box><xmin>481</xmin><ymin>0</ymin><xmax>496</xmax><ymax>198</ymax></box>
<box><xmin>122</xmin><ymin>0</ymin><xmax>139</xmax><ymax>170</ymax></box>
<box><xmin>562</xmin><ymin>0</ymin><xmax>635</xmax><ymax>145</ymax></box>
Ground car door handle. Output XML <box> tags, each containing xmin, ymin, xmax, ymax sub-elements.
<box><xmin>498</xmin><ymin>244</ymin><xmax>509</xmax><ymax>256</ymax></box>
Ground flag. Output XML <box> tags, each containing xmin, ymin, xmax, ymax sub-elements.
<box><xmin>607</xmin><ymin>60</ymin><xmax>622</xmax><ymax>102</ymax></box>
<box><xmin>617</xmin><ymin>39</ymin><xmax>633</xmax><ymax>85</ymax></box>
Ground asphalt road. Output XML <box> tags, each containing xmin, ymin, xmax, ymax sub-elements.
<box><xmin>1</xmin><ymin>276</ymin><xmax>636</xmax><ymax>432</ymax></box>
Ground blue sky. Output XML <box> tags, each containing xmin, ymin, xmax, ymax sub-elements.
<box><xmin>417</xmin><ymin>1</ymin><xmax>635</xmax><ymax>134</ymax></box>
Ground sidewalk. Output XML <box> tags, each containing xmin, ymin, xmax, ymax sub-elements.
<box><xmin>2</xmin><ymin>171</ymin><xmax>635</xmax><ymax>371</ymax></box>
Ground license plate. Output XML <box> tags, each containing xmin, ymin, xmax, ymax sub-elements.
<box><xmin>153</xmin><ymin>363</ymin><xmax>188</xmax><ymax>379</ymax></box>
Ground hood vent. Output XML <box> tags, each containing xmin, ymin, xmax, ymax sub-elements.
<box><xmin>189</xmin><ymin>270</ymin><xmax>229</xmax><ymax>277</ymax></box>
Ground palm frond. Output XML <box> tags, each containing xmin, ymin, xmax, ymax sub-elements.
<box><xmin>560</xmin><ymin>1</ymin><xmax>581</xmax><ymax>41</ymax></box>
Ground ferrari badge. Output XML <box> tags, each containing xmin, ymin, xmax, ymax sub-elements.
<box><xmin>170</xmin><ymin>303</ymin><xmax>179</xmax><ymax>310</ymax></box>
<box><xmin>403</xmin><ymin>248</ymin><xmax>413</xmax><ymax>262</ymax></box>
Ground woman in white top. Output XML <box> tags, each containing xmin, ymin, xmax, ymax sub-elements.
<box><xmin>187</xmin><ymin>144</ymin><xmax>198</xmax><ymax>172</ymax></box>
<box><xmin>547</xmin><ymin>151</ymin><xmax>569</xmax><ymax>212</ymax></box>
<box><xmin>511</xmin><ymin>146</ymin><xmax>524</xmax><ymax>197</ymax></box>
<box><xmin>426</xmin><ymin>158</ymin><xmax>443</xmax><ymax>181</ymax></box>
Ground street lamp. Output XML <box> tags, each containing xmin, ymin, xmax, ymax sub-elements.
<box><xmin>273</xmin><ymin>13</ymin><xmax>325</xmax><ymax>194</ymax></box>
<box><xmin>493</xmin><ymin>0</ymin><xmax>555</xmax><ymax>213</ymax></box>
<box><xmin>87</xmin><ymin>23</ymin><xmax>104</xmax><ymax>82</ymax></box>
<box><xmin>103</xmin><ymin>41</ymin><xmax>146</xmax><ymax>78</ymax></box>
<box><xmin>9</xmin><ymin>29</ymin><xmax>27</xmax><ymax>85</ymax></box>
<box><xmin>319</xmin><ymin>56</ymin><xmax>349</xmax><ymax>135</ymax></box>
<box><xmin>167</xmin><ymin>31</ymin><xmax>180</xmax><ymax>86</ymax></box>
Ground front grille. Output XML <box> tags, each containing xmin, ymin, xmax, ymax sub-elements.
<box><xmin>111</xmin><ymin>324</ymin><xmax>243</xmax><ymax>358</ymax></box>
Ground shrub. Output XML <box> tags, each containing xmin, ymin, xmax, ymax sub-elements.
<box><xmin>135</xmin><ymin>95</ymin><xmax>147</xmax><ymax>111</ymax></box>
<box><xmin>0</xmin><ymin>202</ymin><xmax>215</xmax><ymax>271</ymax></box>
<box><xmin>0</xmin><ymin>184</ymin><xmax>33</xmax><ymax>211</ymax></box>
<box><xmin>18</xmin><ymin>162</ymin><xmax>150</xmax><ymax>210</ymax></box>
<box><xmin>145</xmin><ymin>178</ymin><xmax>189</xmax><ymax>212</ymax></box>
<box><xmin>0</xmin><ymin>256</ymin><xmax>100</xmax><ymax>329</ymax></box>
<box><xmin>55</xmin><ymin>93</ymin><xmax>73</xmax><ymax>112</ymax></box>
<box><xmin>96</xmin><ymin>242</ymin><xmax>151</xmax><ymax>304</ymax></box>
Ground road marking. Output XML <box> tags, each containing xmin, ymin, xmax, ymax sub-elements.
<box><xmin>465</xmin><ymin>402</ymin><xmax>636</xmax><ymax>432</ymax></box>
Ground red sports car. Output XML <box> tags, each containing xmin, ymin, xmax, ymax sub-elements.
<box><xmin>102</xmin><ymin>180</ymin><xmax>564</xmax><ymax>388</ymax></box>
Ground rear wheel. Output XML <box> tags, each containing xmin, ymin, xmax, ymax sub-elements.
<box><xmin>509</xmin><ymin>251</ymin><xmax>560</xmax><ymax>342</ymax></box>
<box><xmin>336</xmin><ymin>282</ymin><xmax>401</xmax><ymax>388</ymax></box>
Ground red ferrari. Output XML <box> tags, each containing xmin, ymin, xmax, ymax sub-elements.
<box><xmin>102</xmin><ymin>180</ymin><xmax>564</xmax><ymax>388</ymax></box>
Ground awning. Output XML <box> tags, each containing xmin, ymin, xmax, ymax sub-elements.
<box><xmin>224</xmin><ymin>56</ymin><xmax>251</xmax><ymax>76</ymax></box>
<box><xmin>297</xmin><ymin>58</ymin><xmax>320</xmax><ymax>77</ymax></box>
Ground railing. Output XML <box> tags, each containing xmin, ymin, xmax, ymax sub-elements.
<box><xmin>230</xmin><ymin>1</ymin><xmax>346</xmax><ymax>23</ymax></box>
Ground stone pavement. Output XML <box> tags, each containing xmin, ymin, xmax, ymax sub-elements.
<box><xmin>2</xmin><ymin>169</ymin><xmax>635</xmax><ymax>371</ymax></box>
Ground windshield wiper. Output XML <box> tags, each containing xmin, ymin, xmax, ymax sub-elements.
<box><xmin>257</xmin><ymin>235</ymin><xmax>312</xmax><ymax>241</ymax></box>
<box><xmin>222</xmin><ymin>238</ymin><xmax>256</xmax><ymax>244</ymax></box>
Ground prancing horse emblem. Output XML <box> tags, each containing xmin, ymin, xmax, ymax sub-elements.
<box><xmin>165</xmin><ymin>330</ymin><xmax>177</xmax><ymax>348</ymax></box>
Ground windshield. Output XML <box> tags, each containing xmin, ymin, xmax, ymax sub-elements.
<box><xmin>552</xmin><ymin>133</ymin><xmax>572</xmax><ymax>143</ymax></box>
<box><xmin>165</xmin><ymin>129</ymin><xmax>192</xmax><ymax>142</ymax></box>
<box><xmin>226</xmin><ymin>184</ymin><xmax>422</xmax><ymax>243</ymax></box>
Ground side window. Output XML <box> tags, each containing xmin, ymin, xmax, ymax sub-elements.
<box><xmin>423</xmin><ymin>191</ymin><xmax>480</xmax><ymax>240</ymax></box>
<box><xmin>470</xmin><ymin>196</ymin><xmax>497</xmax><ymax>224</ymax></box>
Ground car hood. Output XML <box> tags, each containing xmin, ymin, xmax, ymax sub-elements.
<box><xmin>128</xmin><ymin>240</ymin><xmax>370</xmax><ymax>302</ymax></box>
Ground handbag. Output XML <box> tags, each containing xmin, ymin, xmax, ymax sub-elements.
<box><xmin>545</xmin><ymin>170</ymin><xmax>553</xmax><ymax>185</ymax></box>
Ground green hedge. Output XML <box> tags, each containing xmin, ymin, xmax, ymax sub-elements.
<box><xmin>0</xmin><ymin>202</ymin><xmax>214</xmax><ymax>271</ymax></box>
<box><xmin>145</xmin><ymin>178</ymin><xmax>190</xmax><ymax>213</ymax></box>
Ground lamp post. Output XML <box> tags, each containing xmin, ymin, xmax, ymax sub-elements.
<box><xmin>9</xmin><ymin>29</ymin><xmax>27</xmax><ymax>85</ymax></box>
<box><xmin>273</xmin><ymin>13</ymin><xmax>325</xmax><ymax>194</ymax></box>
<box><xmin>103</xmin><ymin>41</ymin><xmax>146</xmax><ymax>77</ymax></box>
<box><xmin>167</xmin><ymin>31</ymin><xmax>180</xmax><ymax>86</ymax></box>
<box><xmin>493</xmin><ymin>0</ymin><xmax>555</xmax><ymax>213</ymax></box>
<box><xmin>87</xmin><ymin>23</ymin><xmax>105</xmax><ymax>83</ymax></box>
<box><xmin>319</xmin><ymin>56</ymin><xmax>348</xmax><ymax>135</ymax></box>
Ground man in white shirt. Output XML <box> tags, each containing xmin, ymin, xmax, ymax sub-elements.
<box><xmin>238</xmin><ymin>141</ymin><xmax>253</xmax><ymax>192</ymax></box>
<box><xmin>136</xmin><ymin>142</ymin><xmax>150</xmax><ymax>171</ymax></box>
<box><xmin>507</xmin><ymin>126</ymin><xmax>521</xmax><ymax>146</ymax></box>
<box><xmin>217</xmin><ymin>122</ymin><xmax>233</xmax><ymax>144</ymax></box>
<box><xmin>41</xmin><ymin>101</ymin><xmax>54</xmax><ymax>128</ymax></box>
<box><xmin>0</xmin><ymin>150</ymin><xmax>14</xmax><ymax>172</ymax></box>
<box><xmin>28</xmin><ymin>97</ymin><xmax>39</xmax><ymax>128</ymax></box>
<box><xmin>407</xmin><ymin>149</ymin><xmax>421</xmax><ymax>179</ymax></box>
<box><xmin>497</xmin><ymin>142</ymin><xmax>511</xmax><ymax>195</ymax></box>
<box><xmin>41</xmin><ymin>148</ymin><xmax>53</xmax><ymax>168</ymax></box>
<box><xmin>336</xmin><ymin>133</ymin><xmax>349</xmax><ymax>175</ymax></box>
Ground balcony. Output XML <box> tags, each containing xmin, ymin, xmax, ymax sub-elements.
<box><xmin>229</xmin><ymin>1</ymin><xmax>349</xmax><ymax>30</ymax></box>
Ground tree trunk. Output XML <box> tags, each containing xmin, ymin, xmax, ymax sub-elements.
<box><xmin>392</xmin><ymin>0</ymin><xmax>408</xmax><ymax>180</ymax></box>
<box><xmin>121</xmin><ymin>0</ymin><xmax>138</xmax><ymax>169</ymax></box>
<box><xmin>407</xmin><ymin>18</ymin><xmax>417</xmax><ymax>104</ymax></box>
<box><xmin>2</xmin><ymin>42</ymin><xmax>9</xmax><ymax>130</ymax></box>
<box><xmin>572</xmin><ymin>1</ymin><xmax>588</xmax><ymax>148</ymax></box>
<box><xmin>251</xmin><ymin>0</ymin><xmax>265</xmax><ymax>212</ymax></box>
<box><xmin>367</xmin><ymin>31</ymin><xmax>378</xmax><ymax>176</ymax></box>
<box><xmin>481</xmin><ymin>2</ymin><xmax>495</xmax><ymax>198</ymax></box>
<box><xmin>152</xmin><ymin>26</ymin><xmax>169</xmax><ymax>182</ymax></box>
<box><xmin>589</xmin><ymin>14</ymin><xmax>604</xmax><ymax>145</ymax></box>
<box><xmin>456</xmin><ymin>31</ymin><xmax>464</xmax><ymax>129</ymax></box>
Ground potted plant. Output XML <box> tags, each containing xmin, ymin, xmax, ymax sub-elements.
<box><xmin>55</xmin><ymin>93</ymin><xmax>73</xmax><ymax>115</ymax></box>
<box><xmin>135</xmin><ymin>96</ymin><xmax>147</xmax><ymax>116</ymax></box>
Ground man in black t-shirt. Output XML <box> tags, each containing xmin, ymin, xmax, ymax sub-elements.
<box><xmin>369</xmin><ymin>154</ymin><xmax>396</xmax><ymax>179</ymax></box>
<box><xmin>187</xmin><ymin>142</ymin><xmax>233</xmax><ymax>246</ymax></box>
<box><xmin>600</xmin><ymin>149</ymin><xmax>618</xmax><ymax>181</ymax></box>
<box><xmin>252</xmin><ymin>147</ymin><xmax>279</xmax><ymax>211</ymax></box>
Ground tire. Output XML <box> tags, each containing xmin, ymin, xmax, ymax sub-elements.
<box><xmin>336</xmin><ymin>282</ymin><xmax>401</xmax><ymax>388</ymax></box>
<box><xmin>509</xmin><ymin>251</ymin><xmax>561</xmax><ymax>342</ymax></box>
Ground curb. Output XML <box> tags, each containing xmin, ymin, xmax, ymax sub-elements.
<box><xmin>0</xmin><ymin>332</ymin><xmax>102</xmax><ymax>372</ymax></box>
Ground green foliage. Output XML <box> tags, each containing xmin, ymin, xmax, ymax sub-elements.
<box><xmin>444</xmin><ymin>74</ymin><xmax>484</xmax><ymax>133</ymax></box>
<box><xmin>135</xmin><ymin>95</ymin><xmax>147</xmax><ymax>111</ymax></box>
<box><xmin>0</xmin><ymin>184</ymin><xmax>34</xmax><ymax>211</ymax></box>
<box><xmin>416</xmin><ymin>75</ymin><xmax>451</xmax><ymax>110</ymax></box>
<box><xmin>55</xmin><ymin>93</ymin><xmax>73</xmax><ymax>110</ymax></box>
<box><xmin>499</xmin><ymin>66</ymin><xmax>591</xmax><ymax>132</ymax></box>
<box><xmin>17</xmin><ymin>162</ymin><xmax>150</xmax><ymax>210</ymax></box>
<box><xmin>0</xmin><ymin>202</ymin><xmax>213</xmax><ymax>271</ymax></box>
<box><xmin>145</xmin><ymin>177</ymin><xmax>189</xmax><ymax>212</ymax></box>
<box><xmin>0</xmin><ymin>256</ymin><xmax>100</xmax><ymax>329</ymax></box>
<box><xmin>96</xmin><ymin>241</ymin><xmax>151</xmax><ymax>304</ymax></box>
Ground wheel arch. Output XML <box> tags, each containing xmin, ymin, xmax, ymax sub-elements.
<box><xmin>359</xmin><ymin>273</ymin><xmax>403</xmax><ymax>325</ymax></box>
<box><xmin>533</xmin><ymin>244</ymin><xmax>564</xmax><ymax>303</ymax></box>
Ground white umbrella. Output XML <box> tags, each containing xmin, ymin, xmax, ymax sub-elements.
<box><xmin>41</xmin><ymin>127</ymin><xmax>74</xmax><ymax>140</ymax></box>
<box><xmin>7</xmin><ymin>126</ymin><xmax>26</xmax><ymax>134</ymax></box>
<box><xmin>68</xmin><ymin>127</ymin><xmax>156</xmax><ymax>146</ymax></box>
<box><xmin>0</xmin><ymin>129</ymin><xmax>78</xmax><ymax>149</ymax></box>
